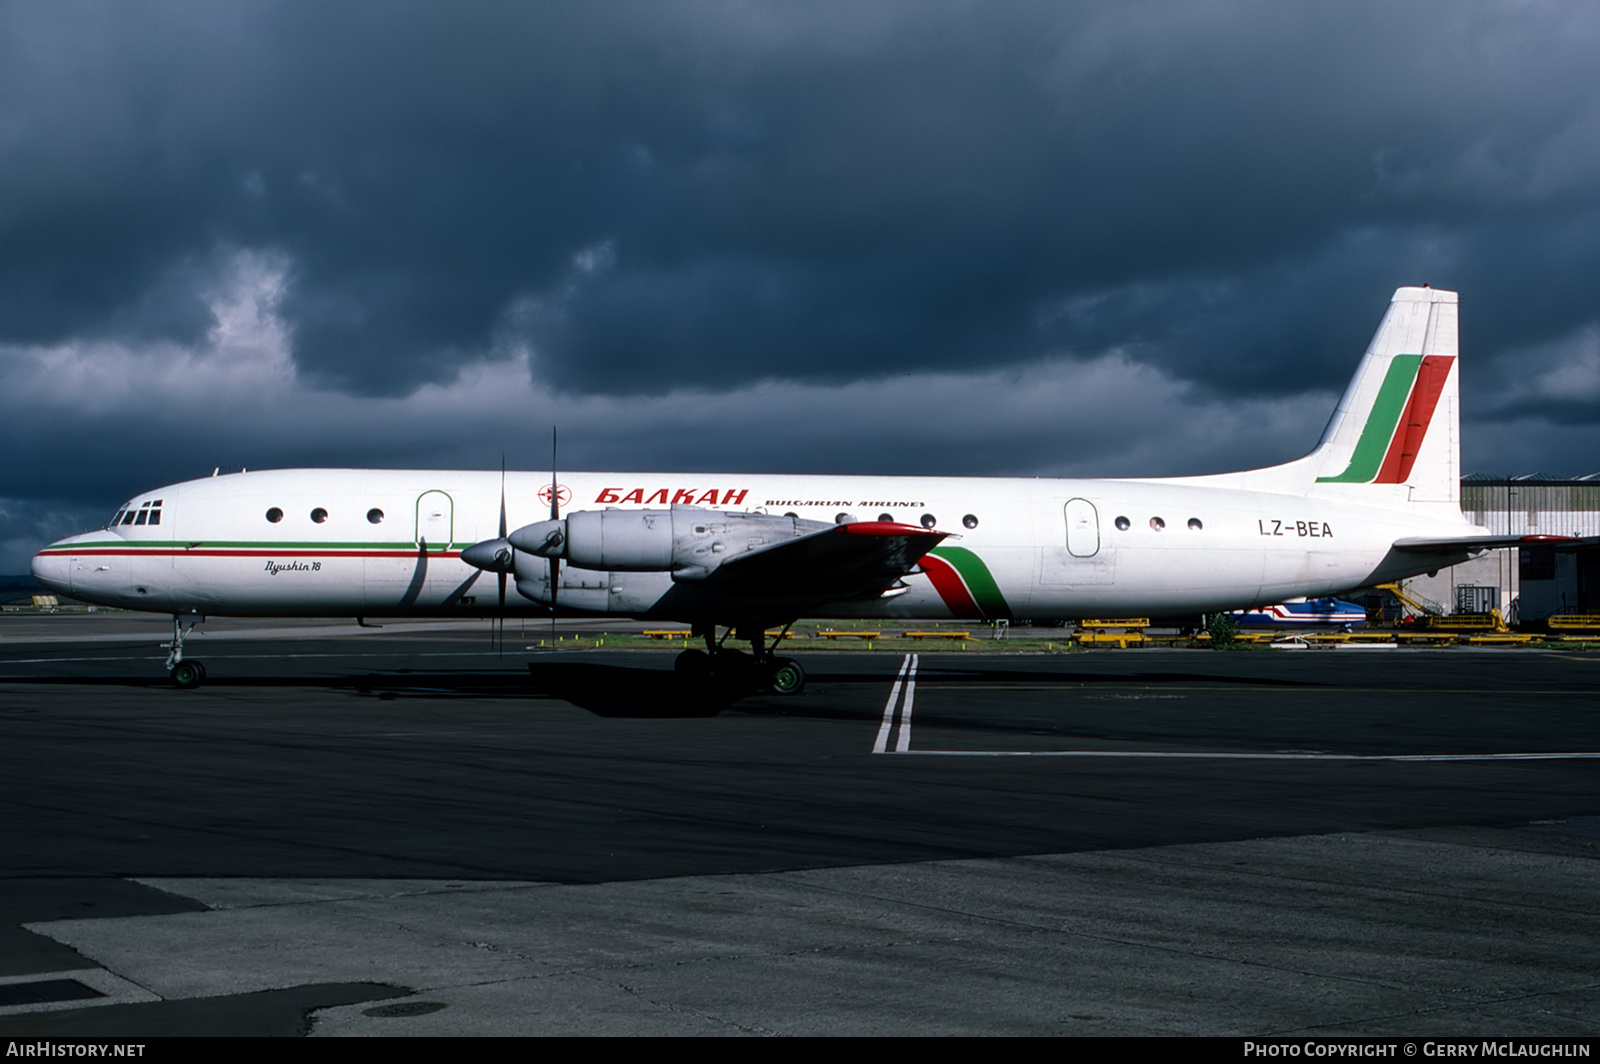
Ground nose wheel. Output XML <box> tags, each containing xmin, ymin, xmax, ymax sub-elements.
<box><xmin>163</xmin><ymin>612</ymin><xmax>207</xmax><ymax>688</ymax></box>
<box><xmin>171</xmin><ymin>660</ymin><xmax>208</xmax><ymax>689</ymax></box>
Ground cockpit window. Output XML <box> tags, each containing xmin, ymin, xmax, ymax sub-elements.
<box><xmin>125</xmin><ymin>500</ymin><xmax>164</xmax><ymax>526</ymax></box>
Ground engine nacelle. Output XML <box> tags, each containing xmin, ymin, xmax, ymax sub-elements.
<box><xmin>506</xmin><ymin>507</ymin><xmax>829</xmax><ymax>574</ymax></box>
<box><xmin>512</xmin><ymin>565</ymin><xmax>672</xmax><ymax>613</ymax></box>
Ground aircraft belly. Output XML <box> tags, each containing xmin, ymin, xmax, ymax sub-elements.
<box><xmin>165</xmin><ymin>553</ymin><xmax>366</xmax><ymax>615</ymax></box>
<box><xmin>1037</xmin><ymin>545</ymin><xmax>1116</xmax><ymax>588</ymax></box>
<box><xmin>1027</xmin><ymin>543</ymin><xmax>1267</xmax><ymax>616</ymax></box>
<box><xmin>1259</xmin><ymin>548</ymin><xmax>1356</xmax><ymax>603</ymax></box>
<box><xmin>364</xmin><ymin>552</ymin><xmax>441</xmax><ymax>611</ymax></box>
<box><xmin>65</xmin><ymin>554</ymin><xmax>129</xmax><ymax>607</ymax></box>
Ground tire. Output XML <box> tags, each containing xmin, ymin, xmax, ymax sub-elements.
<box><xmin>675</xmin><ymin>649</ymin><xmax>710</xmax><ymax>679</ymax></box>
<box><xmin>171</xmin><ymin>661</ymin><xmax>204</xmax><ymax>689</ymax></box>
<box><xmin>767</xmin><ymin>657</ymin><xmax>805</xmax><ymax>695</ymax></box>
<box><xmin>712</xmin><ymin>649</ymin><xmax>753</xmax><ymax>676</ymax></box>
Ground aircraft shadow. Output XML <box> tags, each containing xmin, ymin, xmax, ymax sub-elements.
<box><xmin>525</xmin><ymin>661</ymin><xmax>744</xmax><ymax>717</ymax></box>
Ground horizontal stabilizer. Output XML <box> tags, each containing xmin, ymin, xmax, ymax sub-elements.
<box><xmin>1391</xmin><ymin>534</ymin><xmax>1600</xmax><ymax>554</ymax></box>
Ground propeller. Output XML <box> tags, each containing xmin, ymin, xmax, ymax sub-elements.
<box><xmin>459</xmin><ymin>432</ymin><xmax>566</xmax><ymax>644</ymax></box>
<box><xmin>549</xmin><ymin>427</ymin><xmax>560</xmax><ymax>639</ymax></box>
<box><xmin>457</xmin><ymin>458</ymin><xmax>515</xmax><ymax>650</ymax></box>
<box><xmin>496</xmin><ymin>457</ymin><xmax>507</xmax><ymax>652</ymax></box>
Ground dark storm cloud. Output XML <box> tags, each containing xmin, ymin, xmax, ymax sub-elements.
<box><xmin>5</xmin><ymin>0</ymin><xmax>1600</xmax><ymax>569</ymax></box>
<box><xmin>5</xmin><ymin>1</ymin><xmax>1600</xmax><ymax>399</ymax></box>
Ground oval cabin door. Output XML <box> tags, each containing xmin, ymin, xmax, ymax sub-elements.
<box><xmin>415</xmin><ymin>490</ymin><xmax>454</xmax><ymax>551</ymax></box>
<box><xmin>1064</xmin><ymin>498</ymin><xmax>1100</xmax><ymax>558</ymax></box>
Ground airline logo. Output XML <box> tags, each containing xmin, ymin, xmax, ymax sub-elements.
<box><xmin>1317</xmin><ymin>354</ymin><xmax>1454</xmax><ymax>484</ymax></box>
<box><xmin>923</xmin><ymin>546</ymin><xmax>1011</xmax><ymax>620</ymax></box>
<box><xmin>593</xmin><ymin>487</ymin><xmax>750</xmax><ymax>506</ymax></box>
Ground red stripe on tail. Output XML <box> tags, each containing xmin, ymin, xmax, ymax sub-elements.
<box><xmin>1374</xmin><ymin>355</ymin><xmax>1453</xmax><ymax>485</ymax></box>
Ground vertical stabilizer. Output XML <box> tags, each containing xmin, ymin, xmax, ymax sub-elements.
<box><xmin>1305</xmin><ymin>286</ymin><xmax>1459</xmax><ymax>509</ymax></box>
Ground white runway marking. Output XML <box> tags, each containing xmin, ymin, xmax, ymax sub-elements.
<box><xmin>872</xmin><ymin>664</ymin><xmax>1600</xmax><ymax>761</ymax></box>
<box><xmin>901</xmin><ymin>749</ymin><xmax>1600</xmax><ymax>761</ymax></box>
<box><xmin>872</xmin><ymin>653</ymin><xmax>917</xmax><ymax>754</ymax></box>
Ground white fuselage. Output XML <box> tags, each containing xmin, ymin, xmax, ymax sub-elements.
<box><xmin>32</xmin><ymin>467</ymin><xmax>1482</xmax><ymax>621</ymax></box>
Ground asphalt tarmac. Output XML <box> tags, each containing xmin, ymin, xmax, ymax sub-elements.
<box><xmin>2</xmin><ymin>614</ymin><xmax>1599</xmax><ymax>1036</ymax></box>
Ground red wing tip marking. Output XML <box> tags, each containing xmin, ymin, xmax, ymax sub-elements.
<box><xmin>840</xmin><ymin>521</ymin><xmax>945</xmax><ymax>537</ymax></box>
<box><xmin>1521</xmin><ymin>535</ymin><xmax>1577</xmax><ymax>543</ymax></box>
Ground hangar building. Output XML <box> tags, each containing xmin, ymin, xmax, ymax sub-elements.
<box><xmin>1403</xmin><ymin>474</ymin><xmax>1600</xmax><ymax>623</ymax></box>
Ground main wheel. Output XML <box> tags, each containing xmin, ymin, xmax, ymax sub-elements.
<box><xmin>674</xmin><ymin>648</ymin><xmax>710</xmax><ymax>679</ymax></box>
<box><xmin>171</xmin><ymin>660</ymin><xmax>205</xmax><ymax>689</ymax></box>
<box><xmin>767</xmin><ymin>657</ymin><xmax>806</xmax><ymax>695</ymax></box>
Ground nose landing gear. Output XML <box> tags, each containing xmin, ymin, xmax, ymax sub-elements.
<box><xmin>170</xmin><ymin>659</ymin><xmax>208</xmax><ymax>689</ymax></box>
<box><xmin>164</xmin><ymin>613</ymin><xmax>207</xmax><ymax>688</ymax></box>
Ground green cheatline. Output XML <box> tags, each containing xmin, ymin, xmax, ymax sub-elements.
<box><xmin>929</xmin><ymin>545</ymin><xmax>1012</xmax><ymax>619</ymax></box>
<box><xmin>1316</xmin><ymin>354</ymin><xmax>1421</xmax><ymax>484</ymax></box>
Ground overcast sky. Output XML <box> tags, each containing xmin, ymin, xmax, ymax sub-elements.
<box><xmin>5</xmin><ymin>1</ymin><xmax>1600</xmax><ymax>571</ymax></box>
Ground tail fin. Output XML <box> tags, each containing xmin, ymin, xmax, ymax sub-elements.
<box><xmin>1304</xmin><ymin>286</ymin><xmax>1460</xmax><ymax>508</ymax></box>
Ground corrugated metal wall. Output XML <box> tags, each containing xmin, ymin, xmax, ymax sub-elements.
<box><xmin>1461</xmin><ymin>481</ymin><xmax>1600</xmax><ymax>537</ymax></box>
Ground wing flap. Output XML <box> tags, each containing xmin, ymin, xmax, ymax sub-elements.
<box><xmin>686</xmin><ymin>521</ymin><xmax>949</xmax><ymax>597</ymax></box>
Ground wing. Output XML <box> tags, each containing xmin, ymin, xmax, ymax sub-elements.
<box><xmin>685</xmin><ymin>520</ymin><xmax>949</xmax><ymax>598</ymax></box>
<box><xmin>1391</xmin><ymin>533</ymin><xmax>1600</xmax><ymax>553</ymax></box>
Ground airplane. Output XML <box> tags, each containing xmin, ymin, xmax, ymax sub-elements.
<box><xmin>1229</xmin><ymin>597</ymin><xmax>1370</xmax><ymax>628</ymax></box>
<box><xmin>30</xmin><ymin>286</ymin><xmax>1565</xmax><ymax>693</ymax></box>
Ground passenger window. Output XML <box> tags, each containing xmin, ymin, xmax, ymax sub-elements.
<box><xmin>878</xmin><ymin>513</ymin><xmax>893</xmax><ymax>523</ymax></box>
<box><xmin>1150</xmin><ymin>517</ymin><xmax>1165</xmax><ymax>531</ymax></box>
<box><xmin>266</xmin><ymin>508</ymin><xmax>284</xmax><ymax>523</ymax></box>
<box><xmin>962</xmin><ymin>514</ymin><xmax>979</xmax><ymax>529</ymax></box>
<box><xmin>311</xmin><ymin>508</ymin><xmax>329</xmax><ymax>524</ymax></box>
<box><xmin>367</xmin><ymin>508</ymin><xmax>384</xmax><ymax>524</ymax></box>
<box><xmin>1114</xmin><ymin>516</ymin><xmax>1131</xmax><ymax>531</ymax></box>
<box><xmin>1188</xmin><ymin>518</ymin><xmax>1203</xmax><ymax>530</ymax></box>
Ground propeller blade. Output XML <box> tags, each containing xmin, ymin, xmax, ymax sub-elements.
<box><xmin>497</xmin><ymin>458</ymin><xmax>507</xmax><ymax>645</ymax></box>
<box><xmin>550</xmin><ymin>427</ymin><xmax>560</xmax><ymax>616</ymax></box>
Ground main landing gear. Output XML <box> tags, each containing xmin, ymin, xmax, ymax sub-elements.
<box><xmin>164</xmin><ymin>613</ymin><xmax>207</xmax><ymax>689</ymax></box>
<box><xmin>674</xmin><ymin>624</ymin><xmax>806</xmax><ymax>696</ymax></box>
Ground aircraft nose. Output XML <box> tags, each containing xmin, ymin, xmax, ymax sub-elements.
<box><xmin>31</xmin><ymin>545</ymin><xmax>71</xmax><ymax>595</ymax></box>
